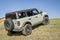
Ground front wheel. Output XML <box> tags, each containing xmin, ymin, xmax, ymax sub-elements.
<box><xmin>22</xmin><ymin>24</ymin><xmax>32</xmax><ymax>36</ymax></box>
<box><xmin>42</xmin><ymin>17</ymin><xmax>49</xmax><ymax>25</ymax></box>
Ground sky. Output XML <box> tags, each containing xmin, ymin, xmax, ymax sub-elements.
<box><xmin>0</xmin><ymin>0</ymin><xmax>60</xmax><ymax>18</ymax></box>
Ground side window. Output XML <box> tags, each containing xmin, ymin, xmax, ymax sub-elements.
<box><xmin>18</xmin><ymin>12</ymin><xmax>26</xmax><ymax>18</ymax></box>
<box><xmin>32</xmin><ymin>10</ymin><xmax>38</xmax><ymax>15</ymax></box>
<box><xmin>26</xmin><ymin>11</ymin><xmax>33</xmax><ymax>16</ymax></box>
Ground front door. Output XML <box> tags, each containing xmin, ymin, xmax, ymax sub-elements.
<box><xmin>32</xmin><ymin>9</ymin><xmax>40</xmax><ymax>24</ymax></box>
<box><xmin>26</xmin><ymin>11</ymin><xmax>37</xmax><ymax>25</ymax></box>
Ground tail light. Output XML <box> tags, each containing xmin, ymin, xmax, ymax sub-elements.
<box><xmin>17</xmin><ymin>21</ymin><xmax>20</xmax><ymax>26</ymax></box>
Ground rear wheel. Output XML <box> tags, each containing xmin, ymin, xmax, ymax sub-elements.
<box><xmin>22</xmin><ymin>24</ymin><xmax>32</xmax><ymax>36</ymax></box>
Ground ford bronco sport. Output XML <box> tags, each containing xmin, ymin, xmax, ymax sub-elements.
<box><xmin>4</xmin><ymin>8</ymin><xmax>49</xmax><ymax>35</ymax></box>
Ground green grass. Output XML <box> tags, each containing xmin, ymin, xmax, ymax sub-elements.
<box><xmin>0</xmin><ymin>18</ymin><xmax>60</xmax><ymax>40</ymax></box>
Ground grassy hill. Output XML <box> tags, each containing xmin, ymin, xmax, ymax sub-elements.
<box><xmin>0</xmin><ymin>18</ymin><xmax>60</xmax><ymax>40</ymax></box>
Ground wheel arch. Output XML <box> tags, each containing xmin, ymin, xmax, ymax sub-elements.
<box><xmin>21</xmin><ymin>21</ymin><xmax>32</xmax><ymax>31</ymax></box>
<box><xmin>24</xmin><ymin>22</ymin><xmax>32</xmax><ymax>25</ymax></box>
<box><xmin>44</xmin><ymin>15</ymin><xmax>49</xmax><ymax>17</ymax></box>
<box><xmin>22</xmin><ymin>21</ymin><xmax>32</xmax><ymax>28</ymax></box>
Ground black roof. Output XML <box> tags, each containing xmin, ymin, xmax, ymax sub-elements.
<box><xmin>6</xmin><ymin>8</ymin><xmax>37</xmax><ymax>14</ymax></box>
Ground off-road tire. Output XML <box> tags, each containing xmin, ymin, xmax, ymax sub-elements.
<box><xmin>42</xmin><ymin>17</ymin><xmax>49</xmax><ymax>25</ymax></box>
<box><xmin>4</xmin><ymin>18</ymin><xmax>14</xmax><ymax>31</ymax></box>
<box><xmin>22</xmin><ymin>24</ymin><xmax>32</xmax><ymax>36</ymax></box>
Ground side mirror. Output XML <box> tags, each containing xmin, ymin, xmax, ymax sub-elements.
<box><xmin>39</xmin><ymin>11</ymin><xmax>43</xmax><ymax>15</ymax></box>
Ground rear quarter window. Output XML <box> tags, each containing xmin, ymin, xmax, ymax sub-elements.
<box><xmin>5</xmin><ymin>13</ymin><xmax>17</xmax><ymax>19</ymax></box>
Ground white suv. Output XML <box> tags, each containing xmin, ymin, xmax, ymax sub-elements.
<box><xmin>4</xmin><ymin>8</ymin><xmax>49</xmax><ymax>35</ymax></box>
